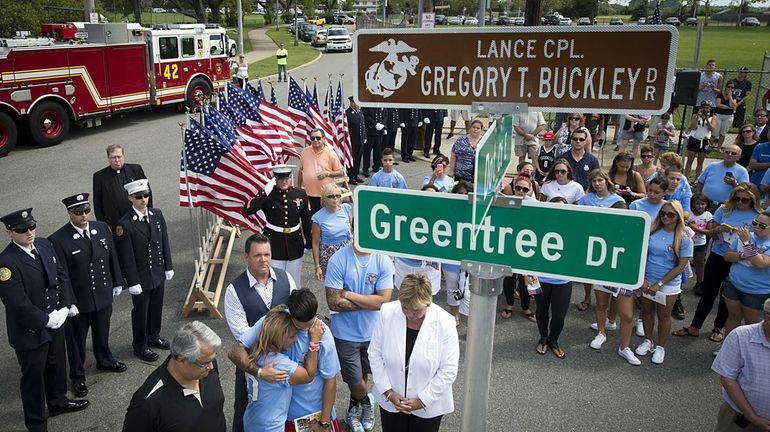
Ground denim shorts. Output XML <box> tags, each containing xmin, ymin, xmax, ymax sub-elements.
<box><xmin>620</xmin><ymin>130</ymin><xmax>645</xmax><ymax>142</ymax></box>
<box><xmin>723</xmin><ymin>280</ymin><xmax>770</xmax><ymax>311</ymax></box>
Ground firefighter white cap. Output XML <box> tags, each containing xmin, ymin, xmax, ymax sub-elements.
<box><xmin>124</xmin><ymin>179</ymin><xmax>150</xmax><ymax>195</ymax></box>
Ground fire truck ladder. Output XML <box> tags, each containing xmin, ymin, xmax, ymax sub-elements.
<box><xmin>0</xmin><ymin>38</ymin><xmax>55</xmax><ymax>48</ymax></box>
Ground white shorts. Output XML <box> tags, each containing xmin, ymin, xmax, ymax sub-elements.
<box><xmin>442</xmin><ymin>268</ymin><xmax>461</xmax><ymax>307</ymax></box>
<box><xmin>394</xmin><ymin>259</ymin><xmax>442</xmax><ymax>296</ymax></box>
<box><xmin>450</xmin><ymin>109</ymin><xmax>472</xmax><ymax>122</ymax></box>
<box><xmin>715</xmin><ymin>113</ymin><xmax>733</xmax><ymax>137</ymax></box>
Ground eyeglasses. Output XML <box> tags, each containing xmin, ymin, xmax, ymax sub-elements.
<box><xmin>659</xmin><ymin>211</ymin><xmax>677</xmax><ymax>219</ymax></box>
<box><xmin>326</xmin><ymin>194</ymin><xmax>341</xmax><ymax>199</ymax></box>
<box><xmin>571</xmin><ymin>137</ymin><xmax>586</xmax><ymax>142</ymax></box>
<box><xmin>742</xmin><ymin>130</ymin><xmax>754</xmax><ymax>134</ymax></box>
<box><xmin>11</xmin><ymin>225</ymin><xmax>36</xmax><ymax>234</ymax></box>
<box><xmin>752</xmin><ymin>220</ymin><xmax>769</xmax><ymax>229</ymax></box>
<box><xmin>733</xmin><ymin>196</ymin><xmax>753</xmax><ymax>204</ymax></box>
<box><xmin>309</xmin><ymin>136</ymin><xmax>323</xmax><ymax>141</ymax></box>
<box><xmin>191</xmin><ymin>359</ymin><xmax>215</xmax><ymax>369</ymax></box>
<box><xmin>640</xmin><ymin>154</ymin><xmax>653</xmax><ymax>159</ymax></box>
<box><xmin>554</xmin><ymin>169</ymin><xmax>568</xmax><ymax>174</ymax></box>
<box><xmin>69</xmin><ymin>208</ymin><xmax>91</xmax><ymax>216</ymax></box>
<box><xmin>514</xmin><ymin>186</ymin><xmax>530</xmax><ymax>193</ymax></box>
<box><xmin>569</xmin><ymin>117</ymin><xmax>581</xmax><ymax>121</ymax></box>
<box><xmin>131</xmin><ymin>193</ymin><xmax>150</xmax><ymax>199</ymax></box>
<box><xmin>724</xmin><ymin>151</ymin><xmax>739</xmax><ymax>156</ymax></box>
<box><xmin>756</xmin><ymin>114</ymin><xmax>767</xmax><ymax>118</ymax></box>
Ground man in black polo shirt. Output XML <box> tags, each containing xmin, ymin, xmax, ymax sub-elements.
<box><xmin>122</xmin><ymin>321</ymin><xmax>226</xmax><ymax>432</ymax></box>
<box><xmin>561</xmin><ymin>128</ymin><xmax>599</xmax><ymax>190</ymax></box>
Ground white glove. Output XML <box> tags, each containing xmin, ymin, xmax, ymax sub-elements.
<box><xmin>128</xmin><ymin>284</ymin><xmax>143</xmax><ymax>295</ymax></box>
<box><xmin>424</xmin><ymin>117</ymin><xmax>430</xmax><ymax>124</ymax></box>
<box><xmin>112</xmin><ymin>286</ymin><xmax>122</xmax><ymax>297</ymax></box>
<box><xmin>364</xmin><ymin>139</ymin><xmax>367</xmax><ymax>144</ymax></box>
<box><xmin>375</xmin><ymin>123</ymin><xmax>384</xmax><ymax>131</ymax></box>
<box><xmin>383</xmin><ymin>129</ymin><xmax>388</xmax><ymax>136</ymax></box>
<box><xmin>67</xmin><ymin>305</ymin><xmax>79</xmax><ymax>317</ymax></box>
<box><xmin>418</xmin><ymin>122</ymin><xmax>423</xmax><ymax>127</ymax></box>
<box><xmin>165</xmin><ymin>270</ymin><xmax>174</xmax><ymax>281</ymax></box>
<box><xmin>46</xmin><ymin>308</ymin><xmax>67</xmax><ymax>329</ymax></box>
<box><xmin>399</xmin><ymin>123</ymin><xmax>405</xmax><ymax>128</ymax></box>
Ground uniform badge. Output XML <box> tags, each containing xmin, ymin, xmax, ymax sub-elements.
<box><xmin>132</xmin><ymin>215</ymin><xmax>138</xmax><ymax>221</ymax></box>
<box><xmin>115</xmin><ymin>225</ymin><xmax>124</xmax><ymax>237</ymax></box>
<box><xmin>91</xmin><ymin>229</ymin><xmax>97</xmax><ymax>235</ymax></box>
<box><xmin>294</xmin><ymin>198</ymin><xmax>303</xmax><ymax>209</ymax></box>
<box><xmin>77</xmin><ymin>194</ymin><xmax>84</xmax><ymax>201</ymax></box>
<box><xmin>73</xmin><ymin>233</ymin><xmax>81</xmax><ymax>240</ymax></box>
<box><xmin>0</xmin><ymin>267</ymin><xmax>11</xmax><ymax>282</ymax></box>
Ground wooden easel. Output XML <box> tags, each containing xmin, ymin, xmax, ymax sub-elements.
<box><xmin>182</xmin><ymin>214</ymin><xmax>239</xmax><ymax>318</ymax></box>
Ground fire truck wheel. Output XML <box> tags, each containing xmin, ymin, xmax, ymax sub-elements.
<box><xmin>186</xmin><ymin>78</ymin><xmax>213</xmax><ymax>111</ymax></box>
<box><xmin>28</xmin><ymin>101</ymin><xmax>70</xmax><ymax>147</ymax></box>
<box><xmin>0</xmin><ymin>111</ymin><xmax>18</xmax><ymax>158</ymax></box>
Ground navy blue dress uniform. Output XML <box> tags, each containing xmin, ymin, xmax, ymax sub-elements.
<box><xmin>244</xmin><ymin>165</ymin><xmax>311</xmax><ymax>287</ymax></box>
<box><xmin>362</xmin><ymin>106</ymin><xmax>387</xmax><ymax>174</ymax></box>
<box><xmin>114</xmin><ymin>180</ymin><xmax>173</xmax><ymax>362</ymax></box>
<box><xmin>0</xmin><ymin>208</ymin><xmax>89</xmax><ymax>432</ymax></box>
<box><xmin>420</xmin><ymin>109</ymin><xmax>447</xmax><ymax>157</ymax></box>
<box><xmin>399</xmin><ymin>108</ymin><xmax>420</xmax><ymax>162</ymax></box>
<box><xmin>346</xmin><ymin>97</ymin><xmax>366</xmax><ymax>184</ymax></box>
<box><xmin>48</xmin><ymin>193</ymin><xmax>126</xmax><ymax>397</ymax></box>
<box><xmin>92</xmin><ymin>162</ymin><xmax>151</xmax><ymax>234</ymax></box>
<box><xmin>383</xmin><ymin>108</ymin><xmax>400</xmax><ymax>152</ymax></box>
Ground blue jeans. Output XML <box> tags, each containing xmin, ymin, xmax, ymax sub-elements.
<box><xmin>277</xmin><ymin>64</ymin><xmax>287</xmax><ymax>81</ymax></box>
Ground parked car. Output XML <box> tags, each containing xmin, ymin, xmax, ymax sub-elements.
<box><xmin>311</xmin><ymin>29</ymin><xmax>327</xmax><ymax>46</ymax></box>
<box><xmin>541</xmin><ymin>14</ymin><xmax>561</xmax><ymax>25</ymax></box>
<box><xmin>463</xmin><ymin>17</ymin><xmax>479</xmax><ymax>25</ymax></box>
<box><xmin>609</xmin><ymin>17</ymin><xmax>624</xmax><ymax>25</ymax></box>
<box><xmin>559</xmin><ymin>16</ymin><xmax>572</xmax><ymax>25</ymax></box>
<box><xmin>299</xmin><ymin>23</ymin><xmax>318</xmax><ymax>42</ymax></box>
<box><xmin>447</xmin><ymin>16</ymin><xmax>462</xmax><ymax>25</ymax></box>
<box><xmin>307</xmin><ymin>17</ymin><xmax>326</xmax><ymax>25</ymax></box>
<box><xmin>685</xmin><ymin>17</ymin><xmax>698</xmax><ymax>25</ymax></box>
<box><xmin>577</xmin><ymin>17</ymin><xmax>592</xmax><ymax>25</ymax></box>
<box><xmin>331</xmin><ymin>14</ymin><xmax>356</xmax><ymax>24</ymax></box>
<box><xmin>512</xmin><ymin>16</ymin><xmax>525</xmax><ymax>25</ymax></box>
<box><xmin>325</xmin><ymin>26</ymin><xmax>352</xmax><ymax>52</ymax></box>
<box><xmin>741</xmin><ymin>17</ymin><xmax>761</xmax><ymax>26</ymax></box>
<box><xmin>637</xmin><ymin>17</ymin><xmax>646</xmax><ymax>24</ymax></box>
<box><xmin>290</xmin><ymin>17</ymin><xmax>307</xmax><ymax>33</ymax></box>
<box><xmin>496</xmin><ymin>16</ymin><xmax>510</xmax><ymax>25</ymax></box>
<box><xmin>484</xmin><ymin>16</ymin><xmax>491</xmax><ymax>25</ymax></box>
<box><xmin>664</xmin><ymin>17</ymin><xmax>681</xmax><ymax>26</ymax></box>
<box><xmin>435</xmin><ymin>14</ymin><xmax>447</xmax><ymax>25</ymax></box>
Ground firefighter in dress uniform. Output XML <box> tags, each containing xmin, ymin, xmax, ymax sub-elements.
<box><xmin>114</xmin><ymin>179</ymin><xmax>174</xmax><ymax>363</ymax></box>
<box><xmin>48</xmin><ymin>193</ymin><xmax>127</xmax><ymax>399</ymax></box>
<box><xmin>244</xmin><ymin>164</ymin><xmax>311</xmax><ymax>288</ymax></box>
<box><xmin>0</xmin><ymin>208</ymin><xmax>89</xmax><ymax>432</ymax></box>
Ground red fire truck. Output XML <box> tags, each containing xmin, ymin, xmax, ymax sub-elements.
<box><xmin>0</xmin><ymin>22</ymin><xmax>234</xmax><ymax>157</ymax></box>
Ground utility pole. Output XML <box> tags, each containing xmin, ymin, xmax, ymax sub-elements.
<box><xmin>84</xmin><ymin>0</ymin><xmax>95</xmax><ymax>21</ymax></box>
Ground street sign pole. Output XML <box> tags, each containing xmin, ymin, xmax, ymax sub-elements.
<box><xmin>460</xmin><ymin>261</ymin><xmax>511</xmax><ymax>432</ymax></box>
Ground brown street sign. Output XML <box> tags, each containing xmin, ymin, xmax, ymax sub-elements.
<box><xmin>352</xmin><ymin>26</ymin><xmax>678</xmax><ymax>114</ymax></box>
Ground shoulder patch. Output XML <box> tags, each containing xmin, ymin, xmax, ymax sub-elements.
<box><xmin>0</xmin><ymin>267</ymin><xmax>11</xmax><ymax>282</ymax></box>
<box><xmin>115</xmin><ymin>225</ymin><xmax>124</xmax><ymax>237</ymax></box>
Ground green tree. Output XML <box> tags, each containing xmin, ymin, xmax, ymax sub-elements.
<box><xmin>0</xmin><ymin>0</ymin><xmax>86</xmax><ymax>37</ymax></box>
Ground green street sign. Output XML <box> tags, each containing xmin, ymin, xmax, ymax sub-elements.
<box><xmin>473</xmin><ymin>115</ymin><xmax>513</xmax><ymax>238</ymax></box>
<box><xmin>354</xmin><ymin>187</ymin><xmax>650</xmax><ymax>288</ymax></box>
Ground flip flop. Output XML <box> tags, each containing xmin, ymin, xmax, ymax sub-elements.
<box><xmin>523</xmin><ymin>311</ymin><xmax>537</xmax><ymax>323</ymax></box>
<box><xmin>500</xmin><ymin>308</ymin><xmax>513</xmax><ymax>319</ymax></box>
<box><xmin>551</xmin><ymin>345</ymin><xmax>566</xmax><ymax>359</ymax></box>
<box><xmin>535</xmin><ymin>342</ymin><xmax>548</xmax><ymax>355</ymax></box>
<box><xmin>672</xmin><ymin>327</ymin><xmax>698</xmax><ymax>337</ymax></box>
<box><xmin>577</xmin><ymin>301</ymin><xmax>590</xmax><ymax>312</ymax></box>
<box><xmin>709</xmin><ymin>328</ymin><xmax>725</xmax><ymax>343</ymax></box>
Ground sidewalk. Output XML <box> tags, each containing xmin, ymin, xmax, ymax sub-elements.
<box><xmin>242</xmin><ymin>27</ymin><xmax>277</xmax><ymax>64</ymax></box>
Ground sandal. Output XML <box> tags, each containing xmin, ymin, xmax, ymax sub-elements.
<box><xmin>523</xmin><ymin>311</ymin><xmax>537</xmax><ymax>323</ymax></box>
<box><xmin>500</xmin><ymin>308</ymin><xmax>513</xmax><ymax>319</ymax></box>
<box><xmin>709</xmin><ymin>328</ymin><xmax>725</xmax><ymax>343</ymax></box>
<box><xmin>550</xmin><ymin>343</ymin><xmax>566</xmax><ymax>359</ymax></box>
<box><xmin>672</xmin><ymin>327</ymin><xmax>699</xmax><ymax>337</ymax></box>
<box><xmin>535</xmin><ymin>339</ymin><xmax>548</xmax><ymax>355</ymax></box>
<box><xmin>455</xmin><ymin>316</ymin><xmax>460</xmax><ymax>327</ymax></box>
<box><xmin>577</xmin><ymin>301</ymin><xmax>590</xmax><ymax>312</ymax></box>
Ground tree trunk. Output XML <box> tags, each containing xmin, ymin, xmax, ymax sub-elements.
<box><xmin>133</xmin><ymin>0</ymin><xmax>142</xmax><ymax>24</ymax></box>
<box><xmin>525</xmin><ymin>0</ymin><xmax>541</xmax><ymax>26</ymax></box>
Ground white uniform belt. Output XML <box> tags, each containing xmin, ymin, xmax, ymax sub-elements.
<box><xmin>265</xmin><ymin>222</ymin><xmax>300</xmax><ymax>233</ymax></box>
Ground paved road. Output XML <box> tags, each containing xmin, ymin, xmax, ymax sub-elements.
<box><xmin>0</xmin><ymin>49</ymin><xmax>726</xmax><ymax>432</ymax></box>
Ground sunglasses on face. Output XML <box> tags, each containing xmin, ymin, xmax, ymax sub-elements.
<box><xmin>11</xmin><ymin>225</ymin><xmax>36</xmax><ymax>233</ymax></box>
<box><xmin>641</xmin><ymin>154</ymin><xmax>653</xmax><ymax>159</ymax></box>
<box><xmin>554</xmin><ymin>169</ymin><xmax>568</xmax><ymax>174</ymax></box>
<box><xmin>756</xmin><ymin>114</ymin><xmax>767</xmax><ymax>118</ymax></box>
<box><xmin>326</xmin><ymin>194</ymin><xmax>341</xmax><ymax>199</ymax></box>
<box><xmin>569</xmin><ymin>117</ymin><xmax>581</xmax><ymax>121</ymax></box>
<box><xmin>752</xmin><ymin>220</ymin><xmax>769</xmax><ymax>230</ymax></box>
<box><xmin>724</xmin><ymin>151</ymin><xmax>739</xmax><ymax>156</ymax></box>
<box><xmin>733</xmin><ymin>196</ymin><xmax>753</xmax><ymax>204</ymax></box>
<box><xmin>69</xmin><ymin>208</ymin><xmax>91</xmax><ymax>216</ymax></box>
<box><xmin>659</xmin><ymin>211</ymin><xmax>677</xmax><ymax>219</ymax></box>
<box><xmin>572</xmin><ymin>137</ymin><xmax>586</xmax><ymax>142</ymax></box>
<box><xmin>309</xmin><ymin>136</ymin><xmax>323</xmax><ymax>141</ymax></box>
<box><xmin>742</xmin><ymin>129</ymin><xmax>754</xmax><ymax>134</ymax></box>
<box><xmin>514</xmin><ymin>186</ymin><xmax>530</xmax><ymax>193</ymax></box>
<box><xmin>132</xmin><ymin>193</ymin><xmax>150</xmax><ymax>199</ymax></box>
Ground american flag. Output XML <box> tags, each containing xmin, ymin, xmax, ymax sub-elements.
<box><xmin>256</xmin><ymin>101</ymin><xmax>303</xmax><ymax>160</ymax></box>
<box><xmin>323</xmin><ymin>79</ymin><xmax>333</xmax><ymax>122</ymax></box>
<box><xmin>204</xmin><ymin>105</ymin><xmax>237</xmax><ymax>146</ymax></box>
<box><xmin>247</xmin><ymin>81</ymin><xmax>265</xmax><ymax>103</ymax></box>
<box><xmin>219</xmin><ymin>90</ymin><xmax>246</xmax><ymax>126</ymax></box>
<box><xmin>179</xmin><ymin>119</ymin><xmax>268</xmax><ymax>232</ymax></box>
<box><xmin>332</xmin><ymin>81</ymin><xmax>352</xmax><ymax>168</ymax></box>
<box><xmin>306</xmin><ymin>82</ymin><xmax>319</xmax><ymax>110</ymax></box>
<box><xmin>240</xmin><ymin>82</ymin><xmax>263</xmax><ymax>123</ymax></box>
<box><xmin>650</xmin><ymin>1</ymin><xmax>662</xmax><ymax>24</ymax></box>
<box><xmin>237</xmin><ymin>123</ymin><xmax>285</xmax><ymax>170</ymax></box>
<box><xmin>270</xmin><ymin>84</ymin><xmax>277</xmax><ymax>105</ymax></box>
<box><xmin>288</xmin><ymin>77</ymin><xmax>311</xmax><ymax>141</ymax></box>
<box><xmin>227</xmin><ymin>82</ymin><xmax>259</xmax><ymax>123</ymax></box>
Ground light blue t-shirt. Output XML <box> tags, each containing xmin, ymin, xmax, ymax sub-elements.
<box><xmin>423</xmin><ymin>175</ymin><xmax>455</xmax><ymax>192</ymax></box>
<box><xmin>761</xmin><ymin>169</ymin><xmax>770</xmax><ymax>188</ymax></box>
<box><xmin>666</xmin><ymin>178</ymin><xmax>692</xmax><ymax>213</ymax></box>
<box><xmin>750</xmin><ymin>142</ymin><xmax>770</xmax><ymax>186</ymax></box>
<box><xmin>728</xmin><ymin>234</ymin><xmax>770</xmax><ymax>295</ymax></box>
<box><xmin>442</xmin><ymin>263</ymin><xmax>461</xmax><ymax>273</ymax></box>
<box><xmin>578</xmin><ymin>192</ymin><xmax>624</xmax><ymax>207</ymax></box>
<box><xmin>538</xmin><ymin>275</ymin><xmax>570</xmax><ymax>285</ymax></box>
<box><xmin>629</xmin><ymin>198</ymin><xmax>665</xmax><ymax>220</ymax></box>
<box><xmin>244</xmin><ymin>352</ymin><xmax>298</xmax><ymax>432</ymax></box>
<box><xmin>239</xmin><ymin>317</ymin><xmax>341</xmax><ymax>421</ymax></box>
<box><xmin>711</xmin><ymin>207</ymin><xmax>759</xmax><ymax>256</ymax></box>
<box><xmin>324</xmin><ymin>246</ymin><xmax>395</xmax><ymax>342</ymax></box>
<box><xmin>645</xmin><ymin>229</ymin><xmax>694</xmax><ymax>287</ymax></box>
<box><xmin>311</xmin><ymin>203</ymin><xmax>352</xmax><ymax>245</ymax></box>
<box><xmin>368</xmin><ymin>170</ymin><xmax>408</xmax><ymax>189</ymax></box>
<box><xmin>697</xmin><ymin>162</ymin><xmax>750</xmax><ymax>204</ymax></box>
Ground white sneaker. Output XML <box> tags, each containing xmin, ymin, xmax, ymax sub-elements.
<box><xmin>590</xmin><ymin>332</ymin><xmax>607</xmax><ymax>350</ymax></box>
<box><xmin>713</xmin><ymin>343</ymin><xmax>722</xmax><ymax>357</ymax></box>
<box><xmin>635</xmin><ymin>319</ymin><xmax>645</xmax><ymax>337</ymax></box>
<box><xmin>617</xmin><ymin>347</ymin><xmax>641</xmax><ymax>366</ymax></box>
<box><xmin>635</xmin><ymin>339</ymin><xmax>654</xmax><ymax>356</ymax></box>
<box><xmin>589</xmin><ymin>319</ymin><xmax>618</xmax><ymax>331</ymax></box>
<box><xmin>346</xmin><ymin>405</ymin><xmax>364</xmax><ymax>432</ymax></box>
<box><xmin>360</xmin><ymin>394</ymin><xmax>375</xmax><ymax>431</ymax></box>
<box><xmin>651</xmin><ymin>346</ymin><xmax>666</xmax><ymax>364</ymax></box>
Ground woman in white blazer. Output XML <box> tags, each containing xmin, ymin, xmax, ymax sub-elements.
<box><xmin>368</xmin><ymin>274</ymin><xmax>460</xmax><ymax>432</ymax></box>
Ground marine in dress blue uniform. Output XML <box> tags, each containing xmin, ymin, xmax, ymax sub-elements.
<box><xmin>0</xmin><ymin>208</ymin><xmax>89</xmax><ymax>432</ymax></box>
<box><xmin>48</xmin><ymin>193</ymin><xmax>127</xmax><ymax>398</ymax></box>
<box><xmin>346</xmin><ymin>96</ymin><xmax>367</xmax><ymax>184</ymax></box>
<box><xmin>114</xmin><ymin>179</ymin><xmax>174</xmax><ymax>362</ymax></box>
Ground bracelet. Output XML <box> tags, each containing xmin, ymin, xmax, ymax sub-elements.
<box><xmin>308</xmin><ymin>342</ymin><xmax>321</xmax><ymax>352</ymax></box>
<box><xmin>384</xmin><ymin>391</ymin><xmax>392</xmax><ymax>401</ymax></box>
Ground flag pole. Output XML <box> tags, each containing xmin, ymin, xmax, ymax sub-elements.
<box><xmin>180</xmin><ymin>114</ymin><xmax>203</xmax><ymax>266</ymax></box>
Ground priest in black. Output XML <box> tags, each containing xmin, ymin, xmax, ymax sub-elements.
<box><xmin>92</xmin><ymin>144</ymin><xmax>152</xmax><ymax>233</ymax></box>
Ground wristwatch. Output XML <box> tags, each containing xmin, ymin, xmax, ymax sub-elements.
<box><xmin>318</xmin><ymin>421</ymin><xmax>331</xmax><ymax>430</ymax></box>
<box><xmin>655</xmin><ymin>281</ymin><xmax>663</xmax><ymax>288</ymax></box>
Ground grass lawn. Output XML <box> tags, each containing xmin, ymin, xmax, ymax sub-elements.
<box><xmin>247</xmin><ymin>29</ymin><xmax>320</xmax><ymax>80</ymax></box>
<box><xmin>675</xmin><ymin>26</ymin><xmax>770</xmax><ymax>70</ymax></box>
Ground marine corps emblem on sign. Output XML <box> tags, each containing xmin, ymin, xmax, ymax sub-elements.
<box><xmin>364</xmin><ymin>39</ymin><xmax>419</xmax><ymax>98</ymax></box>
<box><xmin>0</xmin><ymin>267</ymin><xmax>11</xmax><ymax>282</ymax></box>
<box><xmin>115</xmin><ymin>225</ymin><xmax>124</xmax><ymax>237</ymax></box>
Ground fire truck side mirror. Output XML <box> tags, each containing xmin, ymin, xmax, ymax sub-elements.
<box><xmin>210</xmin><ymin>46</ymin><xmax>218</xmax><ymax>55</ymax></box>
